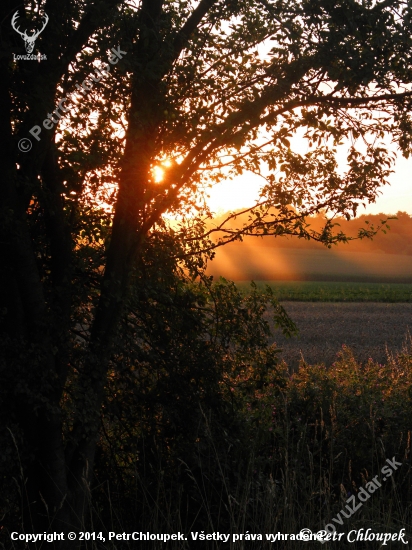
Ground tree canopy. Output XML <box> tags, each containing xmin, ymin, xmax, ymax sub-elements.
<box><xmin>1</xmin><ymin>0</ymin><xmax>412</xmax><ymax>544</ymax></box>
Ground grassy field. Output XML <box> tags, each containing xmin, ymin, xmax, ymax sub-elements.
<box><xmin>236</xmin><ymin>280</ymin><xmax>412</xmax><ymax>301</ymax></box>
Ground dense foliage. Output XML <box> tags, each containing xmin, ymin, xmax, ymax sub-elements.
<box><xmin>2</xmin><ymin>0</ymin><xmax>412</xmax><ymax>545</ymax></box>
<box><xmin>97</xmin><ymin>346</ymin><xmax>412</xmax><ymax>548</ymax></box>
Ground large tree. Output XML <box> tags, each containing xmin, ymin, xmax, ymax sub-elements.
<box><xmin>1</xmin><ymin>0</ymin><xmax>412</xmax><ymax>543</ymax></box>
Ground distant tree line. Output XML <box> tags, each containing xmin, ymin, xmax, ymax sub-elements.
<box><xmin>211</xmin><ymin>211</ymin><xmax>412</xmax><ymax>255</ymax></box>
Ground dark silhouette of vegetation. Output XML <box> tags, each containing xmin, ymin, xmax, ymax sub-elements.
<box><xmin>2</xmin><ymin>0</ymin><xmax>412</xmax><ymax>546</ymax></box>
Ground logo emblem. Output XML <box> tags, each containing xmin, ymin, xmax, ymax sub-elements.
<box><xmin>11</xmin><ymin>11</ymin><xmax>48</xmax><ymax>54</ymax></box>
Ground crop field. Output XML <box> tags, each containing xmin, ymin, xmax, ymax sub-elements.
<box><xmin>234</xmin><ymin>280</ymin><xmax>412</xmax><ymax>368</ymax></box>
<box><xmin>265</xmin><ymin>301</ymin><xmax>412</xmax><ymax>369</ymax></box>
<box><xmin>236</xmin><ymin>280</ymin><xmax>412</xmax><ymax>302</ymax></box>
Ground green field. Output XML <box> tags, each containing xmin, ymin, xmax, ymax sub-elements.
<box><xmin>236</xmin><ymin>280</ymin><xmax>412</xmax><ymax>302</ymax></box>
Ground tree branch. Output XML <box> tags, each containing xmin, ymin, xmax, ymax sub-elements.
<box><xmin>171</xmin><ymin>0</ymin><xmax>219</xmax><ymax>62</ymax></box>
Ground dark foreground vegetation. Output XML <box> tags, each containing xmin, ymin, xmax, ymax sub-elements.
<box><xmin>4</xmin><ymin>1</ymin><xmax>412</xmax><ymax>546</ymax></box>
<box><xmin>3</xmin><ymin>263</ymin><xmax>412</xmax><ymax>548</ymax></box>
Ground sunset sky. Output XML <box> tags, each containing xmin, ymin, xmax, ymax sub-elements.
<box><xmin>207</xmin><ymin>150</ymin><xmax>412</xmax><ymax>218</ymax></box>
<box><xmin>197</xmin><ymin>40</ymin><xmax>412</xmax><ymax>219</ymax></box>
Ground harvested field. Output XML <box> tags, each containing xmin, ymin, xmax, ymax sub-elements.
<box><xmin>268</xmin><ymin>302</ymin><xmax>412</xmax><ymax>369</ymax></box>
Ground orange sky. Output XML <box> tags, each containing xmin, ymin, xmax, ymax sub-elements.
<box><xmin>206</xmin><ymin>147</ymin><xmax>412</xmax><ymax>217</ymax></box>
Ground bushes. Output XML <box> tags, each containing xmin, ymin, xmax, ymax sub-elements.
<box><xmin>90</xmin><ymin>241</ymin><xmax>295</xmax><ymax>541</ymax></box>
<box><xmin>90</xmin><ymin>255</ymin><xmax>412</xmax><ymax>548</ymax></box>
<box><xmin>2</xmin><ymin>225</ymin><xmax>411</xmax><ymax>547</ymax></box>
<box><xmin>235</xmin><ymin>346</ymin><xmax>412</xmax><ymax>545</ymax></box>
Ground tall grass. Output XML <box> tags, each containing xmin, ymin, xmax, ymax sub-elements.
<box><xmin>73</xmin><ymin>346</ymin><xmax>412</xmax><ymax>549</ymax></box>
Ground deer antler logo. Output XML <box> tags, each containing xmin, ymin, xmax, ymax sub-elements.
<box><xmin>11</xmin><ymin>11</ymin><xmax>49</xmax><ymax>54</ymax></box>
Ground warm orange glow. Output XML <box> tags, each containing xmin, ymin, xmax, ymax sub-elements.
<box><xmin>206</xmin><ymin>239</ymin><xmax>412</xmax><ymax>282</ymax></box>
<box><xmin>152</xmin><ymin>159</ymin><xmax>172</xmax><ymax>184</ymax></box>
<box><xmin>205</xmin><ymin>156</ymin><xmax>412</xmax><ymax>216</ymax></box>
<box><xmin>152</xmin><ymin>165</ymin><xmax>165</xmax><ymax>183</ymax></box>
